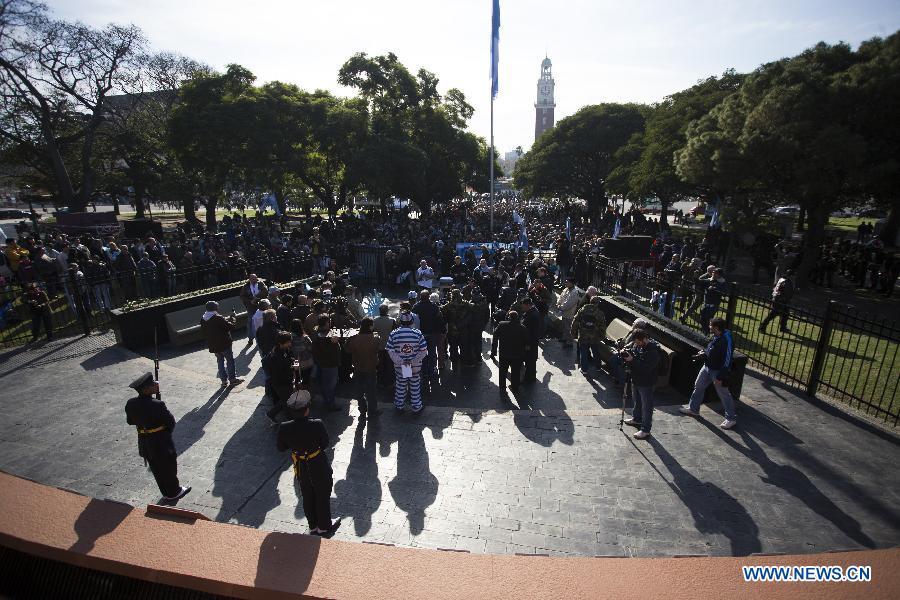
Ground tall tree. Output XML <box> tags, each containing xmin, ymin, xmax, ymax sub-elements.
<box><xmin>169</xmin><ymin>64</ymin><xmax>256</xmax><ymax>230</ymax></box>
<box><xmin>679</xmin><ymin>42</ymin><xmax>867</xmax><ymax>285</ymax></box>
<box><xmin>609</xmin><ymin>71</ymin><xmax>744</xmax><ymax>225</ymax></box>
<box><xmin>339</xmin><ymin>53</ymin><xmax>488</xmax><ymax>214</ymax></box>
<box><xmin>0</xmin><ymin>0</ymin><xmax>146</xmax><ymax>211</ymax></box>
<box><xmin>514</xmin><ymin>103</ymin><xmax>647</xmax><ymax>218</ymax></box>
<box><xmin>841</xmin><ymin>32</ymin><xmax>900</xmax><ymax>244</ymax></box>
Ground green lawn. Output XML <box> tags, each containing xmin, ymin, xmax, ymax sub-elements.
<box><xmin>827</xmin><ymin>216</ymin><xmax>867</xmax><ymax>234</ymax></box>
<box><xmin>664</xmin><ymin>294</ymin><xmax>899</xmax><ymax>425</ymax></box>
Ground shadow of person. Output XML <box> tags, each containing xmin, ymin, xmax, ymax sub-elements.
<box><xmin>511</xmin><ymin>372</ymin><xmax>575</xmax><ymax>447</ymax></box>
<box><xmin>69</xmin><ymin>498</ymin><xmax>132</xmax><ymax>553</ymax></box>
<box><xmin>211</xmin><ymin>412</ymin><xmax>286</xmax><ymax>526</ymax></box>
<box><xmin>708</xmin><ymin>424</ymin><xmax>877</xmax><ymax>549</ymax></box>
<box><xmin>387</xmin><ymin>426</ymin><xmax>438</xmax><ymax>535</ymax></box>
<box><xmin>333</xmin><ymin>419</ymin><xmax>381</xmax><ymax>536</ymax></box>
<box><xmin>647</xmin><ymin>438</ymin><xmax>762</xmax><ymax>556</ymax></box>
<box><xmin>175</xmin><ymin>387</ymin><xmax>231</xmax><ymax>456</ymax></box>
<box><xmin>254</xmin><ymin>530</ymin><xmax>320</xmax><ymax>595</ymax></box>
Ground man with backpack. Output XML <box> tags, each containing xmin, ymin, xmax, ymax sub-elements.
<box><xmin>571</xmin><ymin>296</ymin><xmax>607</xmax><ymax>374</ymax></box>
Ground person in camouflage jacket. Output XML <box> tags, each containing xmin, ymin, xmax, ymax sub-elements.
<box><xmin>441</xmin><ymin>289</ymin><xmax>473</xmax><ymax>365</ymax></box>
<box><xmin>571</xmin><ymin>296</ymin><xmax>608</xmax><ymax>373</ymax></box>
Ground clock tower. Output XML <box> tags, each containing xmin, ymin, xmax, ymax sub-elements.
<box><xmin>535</xmin><ymin>56</ymin><xmax>556</xmax><ymax>142</ymax></box>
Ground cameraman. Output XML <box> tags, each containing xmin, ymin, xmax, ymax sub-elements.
<box><xmin>605</xmin><ymin>317</ymin><xmax>648</xmax><ymax>384</ymax></box>
<box><xmin>621</xmin><ymin>330</ymin><xmax>661</xmax><ymax>440</ymax></box>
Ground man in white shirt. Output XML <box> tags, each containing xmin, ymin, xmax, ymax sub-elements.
<box><xmin>556</xmin><ymin>275</ymin><xmax>581</xmax><ymax>347</ymax></box>
<box><xmin>415</xmin><ymin>259</ymin><xmax>435</xmax><ymax>290</ymax></box>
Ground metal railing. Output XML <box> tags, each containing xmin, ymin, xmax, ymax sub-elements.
<box><xmin>585</xmin><ymin>255</ymin><xmax>900</xmax><ymax>426</ymax></box>
<box><xmin>0</xmin><ymin>254</ymin><xmax>317</xmax><ymax>349</ymax></box>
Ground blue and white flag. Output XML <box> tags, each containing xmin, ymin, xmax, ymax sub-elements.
<box><xmin>512</xmin><ymin>209</ymin><xmax>523</xmax><ymax>225</ymax></box>
<box><xmin>708</xmin><ymin>194</ymin><xmax>721</xmax><ymax>228</ymax></box>
<box><xmin>490</xmin><ymin>0</ymin><xmax>500</xmax><ymax>99</ymax></box>
<box><xmin>565</xmin><ymin>217</ymin><xmax>571</xmax><ymax>241</ymax></box>
<box><xmin>613</xmin><ymin>217</ymin><xmax>621</xmax><ymax>239</ymax></box>
<box><xmin>517</xmin><ymin>218</ymin><xmax>528</xmax><ymax>251</ymax></box>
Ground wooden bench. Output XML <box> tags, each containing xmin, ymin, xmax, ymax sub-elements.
<box><xmin>164</xmin><ymin>296</ymin><xmax>247</xmax><ymax>346</ymax></box>
<box><xmin>597</xmin><ymin>317</ymin><xmax>675</xmax><ymax>387</ymax></box>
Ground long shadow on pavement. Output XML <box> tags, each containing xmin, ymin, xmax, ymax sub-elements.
<box><xmin>646</xmin><ymin>437</ymin><xmax>762</xmax><ymax>556</ymax></box>
<box><xmin>175</xmin><ymin>387</ymin><xmax>231</xmax><ymax>457</ymax></box>
<box><xmin>509</xmin><ymin>371</ymin><xmax>575</xmax><ymax>447</ymax></box>
<box><xmin>700</xmin><ymin>416</ymin><xmax>881</xmax><ymax>550</ymax></box>
<box><xmin>731</xmin><ymin>401</ymin><xmax>900</xmax><ymax>535</ymax></box>
<box><xmin>386</xmin><ymin>425</ymin><xmax>439</xmax><ymax>535</ymax></box>
<box><xmin>333</xmin><ymin>419</ymin><xmax>381</xmax><ymax>536</ymax></box>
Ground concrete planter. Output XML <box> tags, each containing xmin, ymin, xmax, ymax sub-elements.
<box><xmin>597</xmin><ymin>295</ymin><xmax>748</xmax><ymax>402</ymax></box>
<box><xmin>111</xmin><ymin>275</ymin><xmax>321</xmax><ymax>351</ymax></box>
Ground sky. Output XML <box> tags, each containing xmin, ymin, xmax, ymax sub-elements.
<box><xmin>46</xmin><ymin>0</ymin><xmax>900</xmax><ymax>156</ymax></box>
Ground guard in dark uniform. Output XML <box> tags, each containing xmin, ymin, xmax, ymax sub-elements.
<box><xmin>124</xmin><ymin>372</ymin><xmax>190</xmax><ymax>503</ymax></box>
<box><xmin>276</xmin><ymin>390</ymin><xmax>341</xmax><ymax>537</ymax></box>
<box><xmin>520</xmin><ymin>297</ymin><xmax>541</xmax><ymax>383</ymax></box>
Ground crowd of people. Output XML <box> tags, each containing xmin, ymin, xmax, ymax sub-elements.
<box><xmin>18</xmin><ymin>194</ymin><xmax>882</xmax><ymax>537</ymax></box>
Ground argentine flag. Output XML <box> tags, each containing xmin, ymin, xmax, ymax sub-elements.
<box><xmin>490</xmin><ymin>0</ymin><xmax>500</xmax><ymax>98</ymax></box>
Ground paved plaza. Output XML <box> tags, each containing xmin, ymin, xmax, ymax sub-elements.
<box><xmin>1</xmin><ymin>329</ymin><xmax>898</xmax><ymax>558</ymax></box>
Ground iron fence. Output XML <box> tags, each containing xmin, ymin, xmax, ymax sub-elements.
<box><xmin>0</xmin><ymin>254</ymin><xmax>316</xmax><ymax>349</ymax></box>
<box><xmin>585</xmin><ymin>255</ymin><xmax>900</xmax><ymax>426</ymax></box>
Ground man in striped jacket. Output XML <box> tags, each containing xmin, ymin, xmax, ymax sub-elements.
<box><xmin>386</xmin><ymin>311</ymin><xmax>428</xmax><ymax>413</ymax></box>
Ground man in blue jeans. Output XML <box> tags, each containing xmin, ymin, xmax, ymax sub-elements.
<box><xmin>622</xmin><ymin>330</ymin><xmax>661</xmax><ymax>440</ymax></box>
<box><xmin>680</xmin><ymin>316</ymin><xmax>738</xmax><ymax>429</ymax></box>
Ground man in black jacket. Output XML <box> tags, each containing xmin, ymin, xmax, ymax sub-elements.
<box><xmin>125</xmin><ymin>373</ymin><xmax>190</xmax><ymax>503</ymax></box>
<box><xmin>621</xmin><ymin>330</ymin><xmax>661</xmax><ymax>440</ymax></box>
<box><xmin>520</xmin><ymin>297</ymin><xmax>541</xmax><ymax>383</ymax></box>
<box><xmin>493</xmin><ymin>311</ymin><xmax>529</xmax><ymax>393</ymax></box>
<box><xmin>265</xmin><ymin>331</ymin><xmax>296</xmax><ymax>424</ymax></box>
<box><xmin>412</xmin><ymin>290</ymin><xmax>445</xmax><ymax>380</ymax></box>
<box><xmin>277</xmin><ymin>390</ymin><xmax>340</xmax><ymax>536</ymax></box>
<box><xmin>759</xmin><ymin>269</ymin><xmax>794</xmax><ymax>334</ymax></box>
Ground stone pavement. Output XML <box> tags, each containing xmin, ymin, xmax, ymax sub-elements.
<box><xmin>1</xmin><ymin>329</ymin><xmax>899</xmax><ymax>558</ymax></box>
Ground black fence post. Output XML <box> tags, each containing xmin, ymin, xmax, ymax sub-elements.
<box><xmin>725</xmin><ymin>282</ymin><xmax>738</xmax><ymax>328</ymax></box>
<box><xmin>619</xmin><ymin>262</ymin><xmax>630</xmax><ymax>296</ymax></box>
<box><xmin>806</xmin><ymin>300</ymin><xmax>837</xmax><ymax>397</ymax></box>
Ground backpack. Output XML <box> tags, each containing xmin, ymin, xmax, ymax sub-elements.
<box><xmin>654</xmin><ymin>343</ymin><xmax>670</xmax><ymax>376</ymax></box>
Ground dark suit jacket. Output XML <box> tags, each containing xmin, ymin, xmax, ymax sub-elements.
<box><xmin>494</xmin><ymin>320</ymin><xmax>529</xmax><ymax>360</ymax></box>
<box><xmin>239</xmin><ymin>281</ymin><xmax>269</xmax><ymax>310</ymax></box>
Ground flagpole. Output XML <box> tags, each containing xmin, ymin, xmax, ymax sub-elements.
<box><xmin>490</xmin><ymin>94</ymin><xmax>495</xmax><ymax>236</ymax></box>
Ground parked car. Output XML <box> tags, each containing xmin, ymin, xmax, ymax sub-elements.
<box><xmin>830</xmin><ymin>209</ymin><xmax>854</xmax><ymax>217</ymax></box>
<box><xmin>769</xmin><ymin>206</ymin><xmax>800</xmax><ymax>216</ymax></box>
<box><xmin>856</xmin><ymin>208</ymin><xmax>887</xmax><ymax>218</ymax></box>
<box><xmin>0</xmin><ymin>209</ymin><xmax>32</xmax><ymax>219</ymax></box>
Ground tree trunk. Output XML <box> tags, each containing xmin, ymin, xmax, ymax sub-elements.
<box><xmin>274</xmin><ymin>187</ymin><xmax>287</xmax><ymax>215</ymax></box>
<box><xmin>796</xmin><ymin>207</ymin><xmax>806</xmax><ymax>233</ymax></box>
<box><xmin>659</xmin><ymin>196</ymin><xmax>670</xmax><ymax>230</ymax></box>
<box><xmin>205</xmin><ymin>196</ymin><xmax>218</xmax><ymax>231</ymax></box>
<box><xmin>75</xmin><ymin>126</ymin><xmax>99</xmax><ymax>213</ymax></box>
<box><xmin>793</xmin><ymin>205</ymin><xmax>828</xmax><ymax>289</ymax></box>
<box><xmin>134</xmin><ymin>185</ymin><xmax>146</xmax><ymax>219</ymax></box>
<box><xmin>183</xmin><ymin>196</ymin><xmax>197</xmax><ymax>222</ymax></box>
<box><xmin>878</xmin><ymin>200</ymin><xmax>899</xmax><ymax>245</ymax></box>
<box><xmin>44</xmin><ymin>139</ymin><xmax>76</xmax><ymax>209</ymax></box>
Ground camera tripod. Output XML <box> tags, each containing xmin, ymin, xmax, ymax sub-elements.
<box><xmin>619</xmin><ymin>373</ymin><xmax>632</xmax><ymax>432</ymax></box>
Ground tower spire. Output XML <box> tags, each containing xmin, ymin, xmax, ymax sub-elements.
<box><xmin>535</xmin><ymin>56</ymin><xmax>556</xmax><ymax>142</ymax></box>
